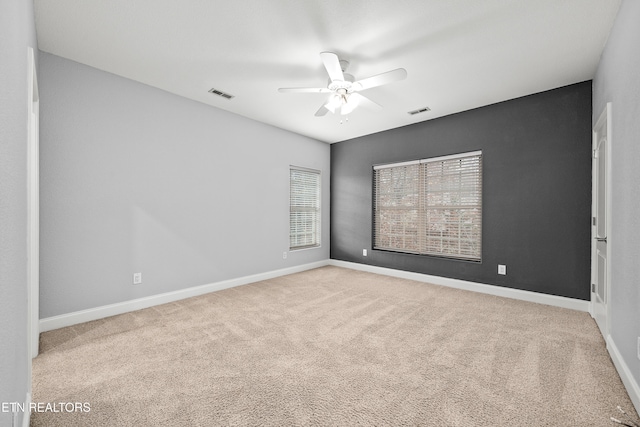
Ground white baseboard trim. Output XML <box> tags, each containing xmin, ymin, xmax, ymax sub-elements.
<box><xmin>607</xmin><ymin>335</ymin><xmax>640</xmax><ymax>415</ymax></box>
<box><xmin>39</xmin><ymin>259</ymin><xmax>590</xmax><ymax>332</ymax></box>
<box><xmin>329</xmin><ymin>260</ymin><xmax>590</xmax><ymax>312</ymax></box>
<box><xmin>39</xmin><ymin>260</ymin><xmax>329</xmax><ymax>332</ymax></box>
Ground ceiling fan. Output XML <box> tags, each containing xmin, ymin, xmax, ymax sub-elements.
<box><xmin>278</xmin><ymin>52</ymin><xmax>407</xmax><ymax>117</ymax></box>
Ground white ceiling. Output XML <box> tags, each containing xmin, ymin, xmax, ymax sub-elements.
<box><xmin>34</xmin><ymin>0</ymin><xmax>621</xmax><ymax>144</ymax></box>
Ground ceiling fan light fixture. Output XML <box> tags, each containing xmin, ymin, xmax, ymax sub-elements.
<box><xmin>341</xmin><ymin>101</ymin><xmax>356</xmax><ymax>115</ymax></box>
<box><xmin>325</xmin><ymin>94</ymin><xmax>342</xmax><ymax>113</ymax></box>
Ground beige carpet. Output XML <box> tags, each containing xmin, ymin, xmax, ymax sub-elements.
<box><xmin>32</xmin><ymin>266</ymin><xmax>637</xmax><ymax>426</ymax></box>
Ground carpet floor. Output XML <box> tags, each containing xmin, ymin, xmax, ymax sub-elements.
<box><xmin>31</xmin><ymin>266</ymin><xmax>637</xmax><ymax>426</ymax></box>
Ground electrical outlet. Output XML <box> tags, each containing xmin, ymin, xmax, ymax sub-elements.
<box><xmin>363</xmin><ymin>249</ymin><xmax>367</xmax><ymax>256</ymax></box>
<box><xmin>133</xmin><ymin>272</ymin><xmax>142</xmax><ymax>285</ymax></box>
<box><xmin>283</xmin><ymin>251</ymin><xmax>287</xmax><ymax>260</ymax></box>
<box><xmin>498</xmin><ymin>264</ymin><xmax>507</xmax><ymax>275</ymax></box>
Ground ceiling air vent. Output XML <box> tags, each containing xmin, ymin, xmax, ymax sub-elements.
<box><xmin>408</xmin><ymin>107</ymin><xmax>431</xmax><ymax>115</ymax></box>
<box><xmin>208</xmin><ymin>88</ymin><xmax>235</xmax><ymax>100</ymax></box>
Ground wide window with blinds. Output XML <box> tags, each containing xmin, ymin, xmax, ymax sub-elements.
<box><xmin>290</xmin><ymin>167</ymin><xmax>321</xmax><ymax>250</ymax></box>
<box><xmin>373</xmin><ymin>151</ymin><xmax>482</xmax><ymax>261</ymax></box>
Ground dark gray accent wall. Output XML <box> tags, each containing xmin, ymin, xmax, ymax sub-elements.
<box><xmin>331</xmin><ymin>82</ymin><xmax>592</xmax><ymax>300</ymax></box>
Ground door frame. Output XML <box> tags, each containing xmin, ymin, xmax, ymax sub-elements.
<box><xmin>590</xmin><ymin>102</ymin><xmax>612</xmax><ymax>340</ymax></box>
<box><xmin>27</xmin><ymin>46</ymin><xmax>40</xmax><ymax>362</ymax></box>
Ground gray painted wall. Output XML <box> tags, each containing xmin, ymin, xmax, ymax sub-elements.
<box><xmin>331</xmin><ymin>82</ymin><xmax>592</xmax><ymax>300</ymax></box>
<box><xmin>39</xmin><ymin>52</ymin><xmax>330</xmax><ymax>318</ymax></box>
<box><xmin>0</xmin><ymin>0</ymin><xmax>38</xmax><ymax>426</ymax></box>
<box><xmin>592</xmin><ymin>0</ymin><xmax>640</xmax><ymax>403</ymax></box>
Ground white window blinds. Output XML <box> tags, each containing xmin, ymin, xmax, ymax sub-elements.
<box><xmin>290</xmin><ymin>167</ymin><xmax>321</xmax><ymax>250</ymax></box>
<box><xmin>374</xmin><ymin>151</ymin><xmax>482</xmax><ymax>261</ymax></box>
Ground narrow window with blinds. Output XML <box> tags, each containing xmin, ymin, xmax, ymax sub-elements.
<box><xmin>290</xmin><ymin>167</ymin><xmax>321</xmax><ymax>250</ymax></box>
<box><xmin>373</xmin><ymin>151</ymin><xmax>482</xmax><ymax>261</ymax></box>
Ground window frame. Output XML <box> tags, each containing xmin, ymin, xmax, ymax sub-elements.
<box><xmin>289</xmin><ymin>166</ymin><xmax>321</xmax><ymax>251</ymax></box>
<box><xmin>373</xmin><ymin>151</ymin><xmax>482</xmax><ymax>262</ymax></box>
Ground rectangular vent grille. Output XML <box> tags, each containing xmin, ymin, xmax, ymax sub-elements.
<box><xmin>408</xmin><ymin>107</ymin><xmax>431</xmax><ymax>115</ymax></box>
<box><xmin>208</xmin><ymin>88</ymin><xmax>234</xmax><ymax>100</ymax></box>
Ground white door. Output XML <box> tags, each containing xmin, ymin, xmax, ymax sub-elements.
<box><xmin>592</xmin><ymin>103</ymin><xmax>611</xmax><ymax>339</ymax></box>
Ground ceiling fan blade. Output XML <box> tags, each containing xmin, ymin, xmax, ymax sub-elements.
<box><xmin>320</xmin><ymin>52</ymin><xmax>344</xmax><ymax>82</ymax></box>
<box><xmin>315</xmin><ymin>103</ymin><xmax>330</xmax><ymax>117</ymax></box>
<box><xmin>278</xmin><ymin>87</ymin><xmax>332</xmax><ymax>93</ymax></box>
<box><xmin>315</xmin><ymin>94</ymin><xmax>343</xmax><ymax>116</ymax></box>
<box><xmin>352</xmin><ymin>68</ymin><xmax>407</xmax><ymax>91</ymax></box>
<box><xmin>348</xmin><ymin>93</ymin><xmax>383</xmax><ymax>112</ymax></box>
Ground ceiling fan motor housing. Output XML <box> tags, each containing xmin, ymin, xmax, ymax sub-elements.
<box><xmin>328</xmin><ymin>73</ymin><xmax>355</xmax><ymax>93</ymax></box>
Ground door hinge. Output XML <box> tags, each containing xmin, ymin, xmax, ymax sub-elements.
<box><xmin>592</xmin><ymin>283</ymin><xmax>596</xmax><ymax>293</ymax></box>
<box><xmin>592</xmin><ymin>216</ymin><xmax>596</xmax><ymax>226</ymax></box>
